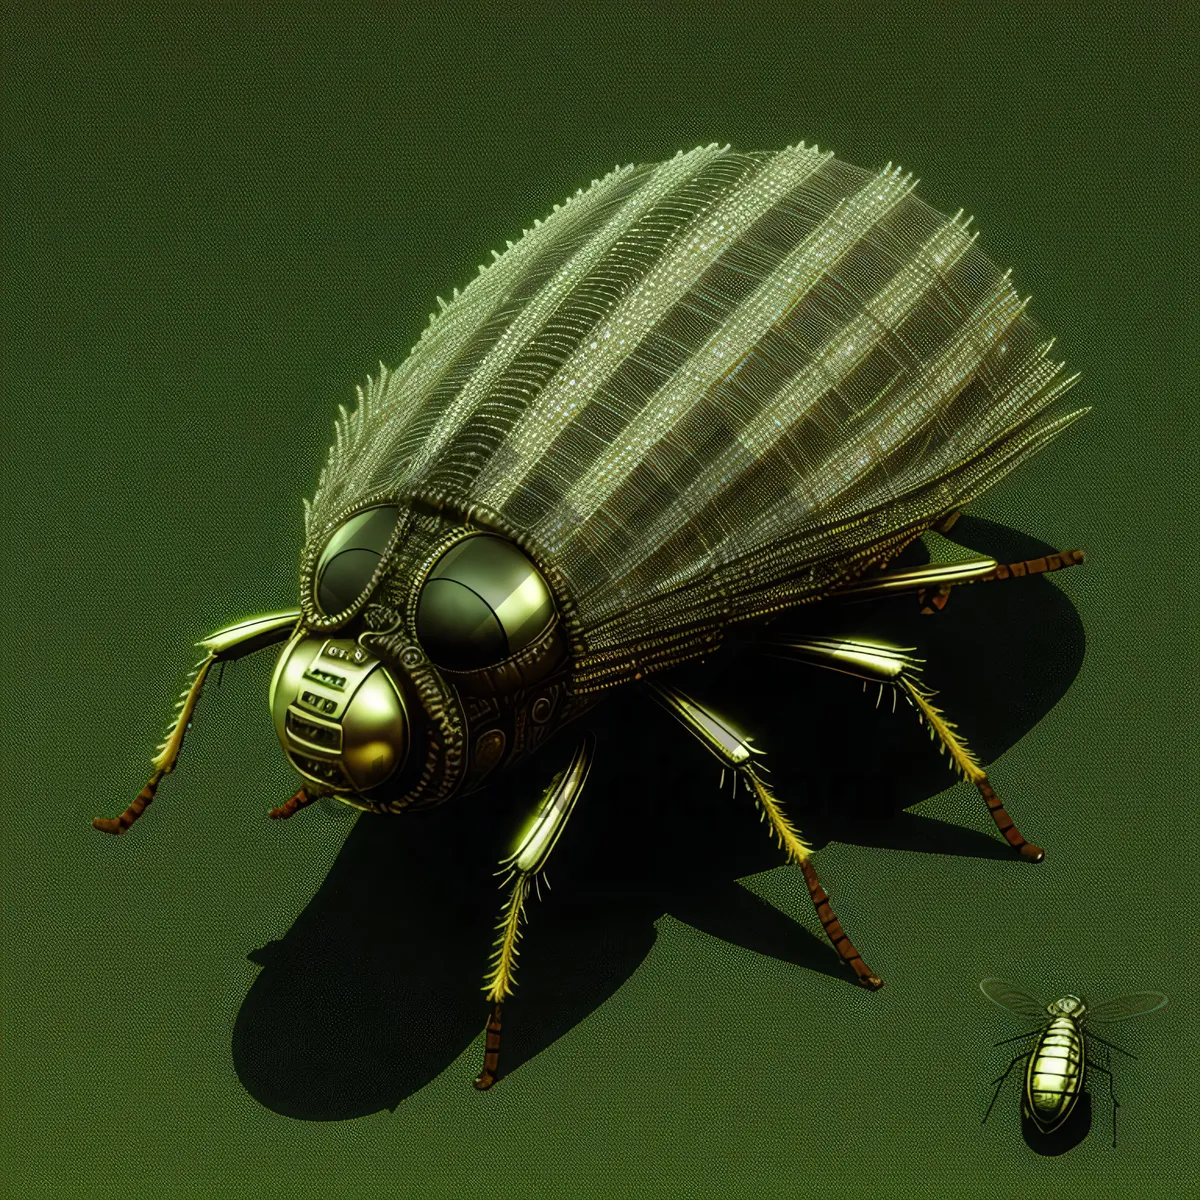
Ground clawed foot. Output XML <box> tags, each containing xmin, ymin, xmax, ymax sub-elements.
<box><xmin>91</xmin><ymin>773</ymin><xmax>162</xmax><ymax>835</ymax></box>
<box><xmin>474</xmin><ymin>1001</ymin><xmax>504</xmax><ymax>1091</ymax></box>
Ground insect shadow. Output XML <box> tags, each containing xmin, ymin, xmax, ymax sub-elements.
<box><xmin>232</xmin><ymin>516</ymin><xmax>1085</xmax><ymax>1118</ymax></box>
<box><xmin>1022</xmin><ymin>1093</ymin><xmax>1093</xmax><ymax>1156</ymax></box>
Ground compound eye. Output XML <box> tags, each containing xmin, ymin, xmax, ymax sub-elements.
<box><xmin>416</xmin><ymin>535</ymin><xmax>555</xmax><ymax>670</ymax></box>
<box><xmin>315</xmin><ymin>505</ymin><xmax>401</xmax><ymax>616</ymax></box>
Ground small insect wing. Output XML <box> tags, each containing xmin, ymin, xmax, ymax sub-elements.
<box><xmin>979</xmin><ymin>978</ymin><xmax>1046</xmax><ymax>1019</ymax></box>
<box><xmin>1087</xmin><ymin>992</ymin><xmax>1169</xmax><ymax>1023</ymax></box>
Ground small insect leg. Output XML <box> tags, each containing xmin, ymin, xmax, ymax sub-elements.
<box><xmin>1088</xmin><ymin>1030</ymin><xmax>1137</xmax><ymax>1058</ymax></box>
<box><xmin>983</xmin><ymin>1052</ymin><xmax>1030</xmax><ymax>1125</ymax></box>
<box><xmin>1087</xmin><ymin>1059</ymin><xmax>1121</xmax><ymax>1147</ymax></box>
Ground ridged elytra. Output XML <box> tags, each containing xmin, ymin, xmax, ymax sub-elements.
<box><xmin>97</xmin><ymin>142</ymin><xmax>1088</xmax><ymax>1089</ymax></box>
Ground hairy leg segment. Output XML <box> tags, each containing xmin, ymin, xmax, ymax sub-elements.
<box><xmin>647</xmin><ymin>683</ymin><xmax>884</xmax><ymax>989</ymax></box>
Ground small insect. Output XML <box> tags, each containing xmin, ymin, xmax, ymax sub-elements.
<box><xmin>96</xmin><ymin>142</ymin><xmax>1088</xmax><ymax>1089</ymax></box>
<box><xmin>980</xmin><ymin>978</ymin><xmax>1168</xmax><ymax>1144</ymax></box>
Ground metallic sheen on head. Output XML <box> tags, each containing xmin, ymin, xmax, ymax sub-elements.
<box><xmin>1049</xmin><ymin>994</ymin><xmax>1086</xmax><ymax>1017</ymax></box>
<box><xmin>313</xmin><ymin>505</ymin><xmax>403</xmax><ymax>618</ymax></box>
<box><xmin>416</xmin><ymin>533</ymin><xmax>556</xmax><ymax>670</ymax></box>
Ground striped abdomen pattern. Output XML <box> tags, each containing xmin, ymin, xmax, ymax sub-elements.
<box><xmin>305</xmin><ymin>144</ymin><xmax>1083</xmax><ymax>692</ymax></box>
<box><xmin>1025</xmin><ymin>1016</ymin><xmax>1085</xmax><ymax>1132</ymax></box>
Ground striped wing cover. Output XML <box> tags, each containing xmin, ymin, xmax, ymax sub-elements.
<box><xmin>306</xmin><ymin>144</ymin><xmax>1083</xmax><ymax>691</ymax></box>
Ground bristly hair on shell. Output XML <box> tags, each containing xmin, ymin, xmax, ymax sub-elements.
<box><xmin>306</xmin><ymin>155</ymin><xmax>658</xmax><ymax>535</ymax></box>
<box><xmin>300</xmin><ymin>140</ymin><xmax>1085</xmax><ymax>694</ymax></box>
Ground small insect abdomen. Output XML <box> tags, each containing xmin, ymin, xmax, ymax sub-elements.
<box><xmin>1025</xmin><ymin>1017</ymin><xmax>1084</xmax><ymax>1132</ymax></box>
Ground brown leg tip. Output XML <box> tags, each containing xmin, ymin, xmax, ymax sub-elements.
<box><xmin>1019</xmin><ymin>844</ymin><xmax>1045</xmax><ymax>863</ymax></box>
<box><xmin>473</xmin><ymin>1072</ymin><xmax>498</xmax><ymax>1091</ymax></box>
<box><xmin>92</xmin><ymin>817</ymin><xmax>123</xmax><ymax>835</ymax></box>
<box><xmin>858</xmin><ymin>974</ymin><xmax>885</xmax><ymax>991</ymax></box>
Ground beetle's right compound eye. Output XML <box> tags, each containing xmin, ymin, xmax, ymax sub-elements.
<box><xmin>315</xmin><ymin>505</ymin><xmax>401</xmax><ymax>616</ymax></box>
<box><xmin>416</xmin><ymin>534</ymin><xmax>556</xmax><ymax>670</ymax></box>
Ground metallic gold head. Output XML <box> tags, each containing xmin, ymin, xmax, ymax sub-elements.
<box><xmin>268</xmin><ymin>634</ymin><xmax>409</xmax><ymax>797</ymax></box>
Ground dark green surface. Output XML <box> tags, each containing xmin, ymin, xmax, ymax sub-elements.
<box><xmin>3</xmin><ymin>3</ymin><xmax>1196</xmax><ymax>1196</ymax></box>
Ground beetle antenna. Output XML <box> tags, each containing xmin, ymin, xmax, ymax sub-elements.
<box><xmin>267</xmin><ymin>788</ymin><xmax>316</xmax><ymax>820</ymax></box>
<box><xmin>92</xmin><ymin>769</ymin><xmax>167</xmax><ymax>835</ymax></box>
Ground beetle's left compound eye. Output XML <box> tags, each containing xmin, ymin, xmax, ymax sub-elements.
<box><xmin>315</xmin><ymin>505</ymin><xmax>401</xmax><ymax>615</ymax></box>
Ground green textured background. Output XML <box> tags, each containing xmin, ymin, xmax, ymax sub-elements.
<box><xmin>3</xmin><ymin>2</ymin><xmax>1196</xmax><ymax>1196</ymax></box>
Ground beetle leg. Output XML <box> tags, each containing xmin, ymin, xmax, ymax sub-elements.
<box><xmin>93</xmin><ymin>610</ymin><xmax>302</xmax><ymax>835</ymax></box>
<box><xmin>474</xmin><ymin>732</ymin><xmax>595</xmax><ymax>1091</ymax></box>
<box><xmin>898</xmin><ymin>676</ymin><xmax>1044</xmax><ymax>862</ymax></box>
<box><xmin>647</xmin><ymin>684</ymin><xmax>883</xmax><ymax>990</ymax></box>
<box><xmin>831</xmin><ymin>548</ymin><xmax>1085</xmax><ymax>613</ymax></box>
<box><xmin>760</xmin><ymin>635</ymin><xmax>1045</xmax><ymax>862</ymax></box>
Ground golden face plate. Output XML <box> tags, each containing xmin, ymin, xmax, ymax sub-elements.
<box><xmin>268</xmin><ymin>634</ymin><xmax>409</xmax><ymax>794</ymax></box>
